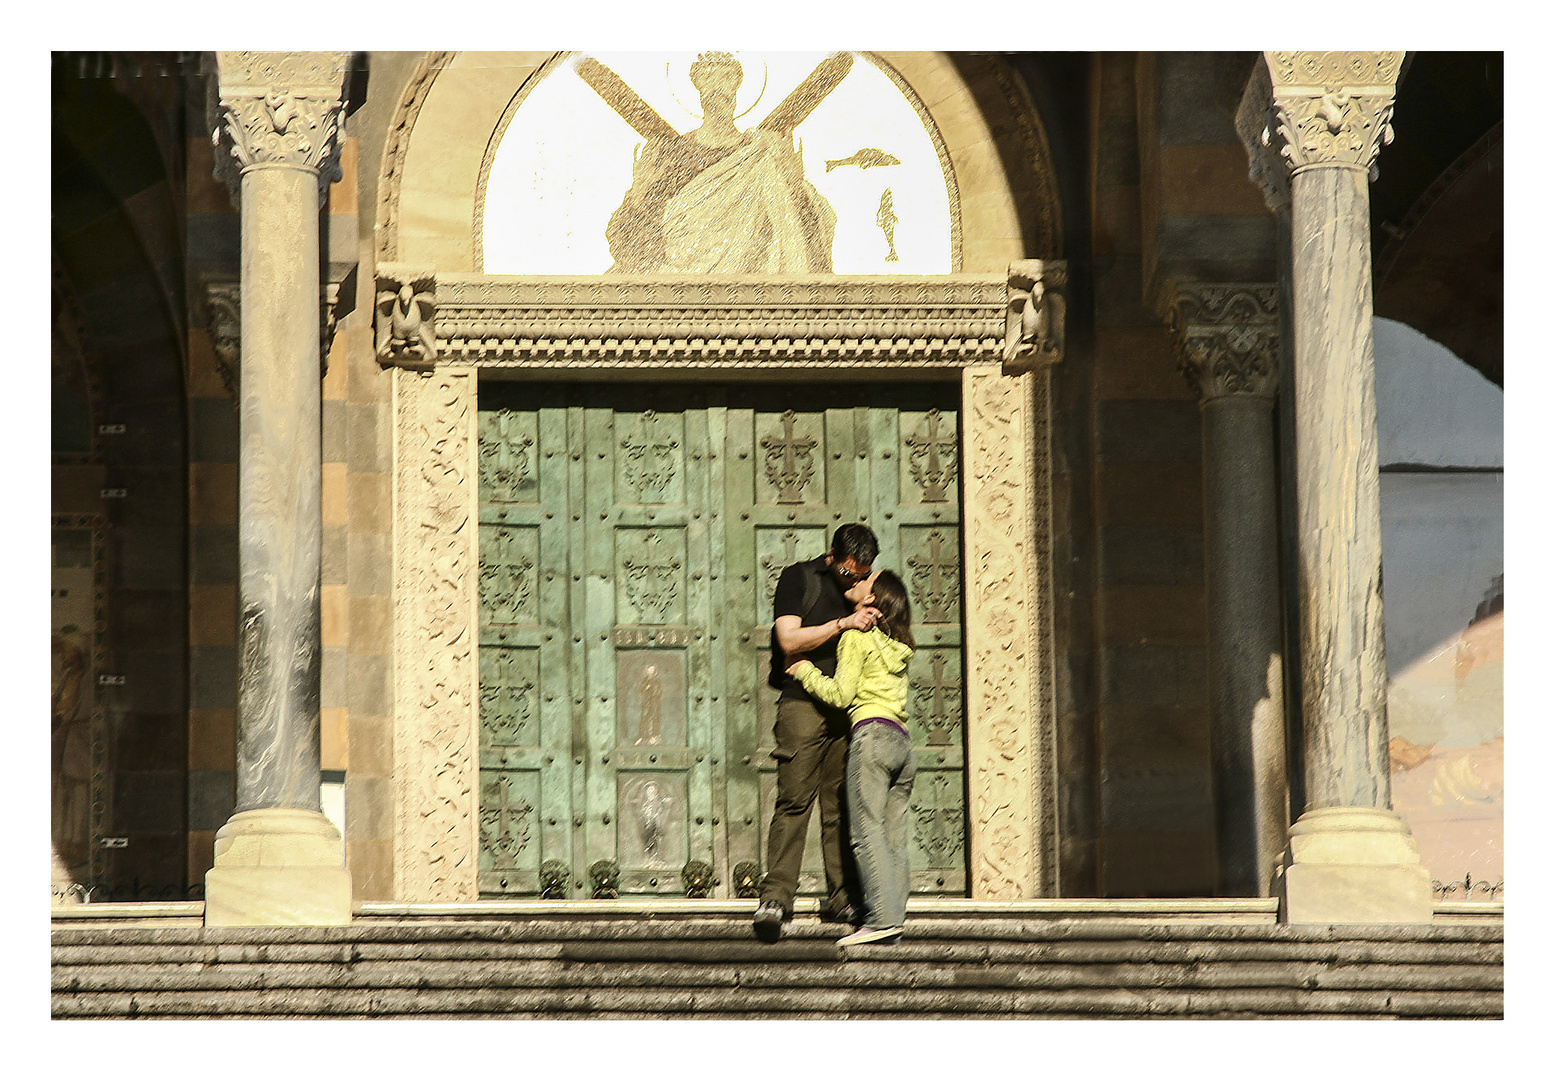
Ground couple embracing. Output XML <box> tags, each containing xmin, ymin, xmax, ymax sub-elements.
<box><xmin>752</xmin><ymin>524</ymin><xmax>917</xmax><ymax>949</ymax></box>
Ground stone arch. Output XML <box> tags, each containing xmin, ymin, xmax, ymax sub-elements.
<box><xmin>52</xmin><ymin>64</ymin><xmax>191</xmax><ymax>900</ymax></box>
<box><xmin>378</xmin><ymin>51</ymin><xmax>1060</xmax><ymax>271</ymax></box>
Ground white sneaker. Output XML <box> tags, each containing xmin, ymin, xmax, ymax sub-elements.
<box><xmin>837</xmin><ymin>925</ymin><xmax>903</xmax><ymax>947</ymax></box>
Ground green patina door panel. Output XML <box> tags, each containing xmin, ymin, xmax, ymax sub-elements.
<box><xmin>477</xmin><ymin>383</ymin><xmax>966</xmax><ymax>899</ymax></box>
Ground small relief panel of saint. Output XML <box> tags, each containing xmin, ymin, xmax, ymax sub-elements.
<box><xmin>481</xmin><ymin>51</ymin><xmax>955</xmax><ymax>275</ymax></box>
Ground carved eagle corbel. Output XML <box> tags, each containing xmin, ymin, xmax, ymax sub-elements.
<box><xmin>375</xmin><ymin>264</ymin><xmax>437</xmax><ymax>365</ymax></box>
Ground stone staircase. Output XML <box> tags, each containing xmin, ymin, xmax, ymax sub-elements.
<box><xmin>52</xmin><ymin>900</ymin><xmax>1502</xmax><ymax>1019</ymax></box>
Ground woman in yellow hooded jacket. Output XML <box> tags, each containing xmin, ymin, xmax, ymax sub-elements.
<box><xmin>788</xmin><ymin>569</ymin><xmax>915</xmax><ymax>947</ymax></box>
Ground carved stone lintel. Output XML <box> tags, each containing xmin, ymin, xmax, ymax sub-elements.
<box><xmin>376</xmin><ymin>264</ymin><xmax>438</xmax><ymax>367</ymax></box>
<box><xmin>1169</xmin><ymin>284</ymin><xmax>1281</xmax><ymax>401</ymax></box>
<box><xmin>210</xmin><ymin>51</ymin><xmax>352</xmax><ymax>207</ymax></box>
<box><xmin>1003</xmin><ymin>259</ymin><xmax>1067</xmax><ymax>369</ymax></box>
<box><xmin>1262</xmin><ymin>51</ymin><xmax>1405</xmax><ymax>178</ymax></box>
<box><xmin>414</xmin><ymin>274</ymin><xmax>1008</xmax><ymax>370</ymax></box>
<box><xmin>201</xmin><ymin>279</ymin><xmax>344</xmax><ymax>398</ymax></box>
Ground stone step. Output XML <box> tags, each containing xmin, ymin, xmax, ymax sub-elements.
<box><xmin>52</xmin><ymin>913</ymin><xmax>1503</xmax><ymax>1019</ymax></box>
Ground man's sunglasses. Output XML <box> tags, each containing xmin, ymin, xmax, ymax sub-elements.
<box><xmin>835</xmin><ymin>566</ymin><xmax>871</xmax><ymax>583</ymax></box>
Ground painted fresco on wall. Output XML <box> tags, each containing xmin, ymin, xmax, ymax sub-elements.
<box><xmin>1375</xmin><ymin>318</ymin><xmax>1503</xmax><ymax>898</ymax></box>
<box><xmin>1387</xmin><ymin>609</ymin><xmax>1502</xmax><ymax>898</ymax></box>
<box><xmin>481</xmin><ymin>52</ymin><xmax>955</xmax><ymax>276</ymax></box>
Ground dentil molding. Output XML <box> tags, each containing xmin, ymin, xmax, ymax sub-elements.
<box><xmin>370</xmin><ymin>269</ymin><xmax>1065</xmax><ymax>371</ymax></box>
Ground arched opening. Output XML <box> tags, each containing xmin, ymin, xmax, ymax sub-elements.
<box><xmin>378</xmin><ymin>51</ymin><xmax>1066</xmax><ymax>902</ymax></box>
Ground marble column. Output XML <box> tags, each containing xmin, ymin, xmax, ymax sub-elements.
<box><xmin>204</xmin><ymin>52</ymin><xmax>353</xmax><ymax>926</ymax></box>
<box><xmin>1261</xmin><ymin>50</ymin><xmax>1431</xmax><ymax>923</ymax></box>
<box><xmin>1169</xmin><ymin>285</ymin><xmax>1287</xmax><ymax>897</ymax></box>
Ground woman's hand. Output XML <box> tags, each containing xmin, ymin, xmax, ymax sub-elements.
<box><xmin>838</xmin><ymin>608</ymin><xmax>880</xmax><ymax>633</ymax></box>
<box><xmin>785</xmin><ymin>658</ymin><xmax>807</xmax><ymax>676</ymax></box>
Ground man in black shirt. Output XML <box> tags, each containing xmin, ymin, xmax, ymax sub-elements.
<box><xmin>753</xmin><ymin>523</ymin><xmax>881</xmax><ymax>941</ymax></box>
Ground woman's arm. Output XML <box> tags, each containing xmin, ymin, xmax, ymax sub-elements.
<box><xmin>789</xmin><ymin>630</ymin><xmax>865</xmax><ymax>709</ymax></box>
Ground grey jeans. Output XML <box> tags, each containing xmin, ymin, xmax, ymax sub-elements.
<box><xmin>845</xmin><ymin>720</ymin><xmax>916</xmax><ymax>928</ymax></box>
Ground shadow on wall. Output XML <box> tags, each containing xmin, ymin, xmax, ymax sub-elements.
<box><xmin>1388</xmin><ymin>610</ymin><xmax>1503</xmax><ymax>898</ymax></box>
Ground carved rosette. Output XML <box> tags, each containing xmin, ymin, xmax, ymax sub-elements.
<box><xmin>210</xmin><ymin>51</ymin><xmax>352</xmax><ymax>206</ymax></box>
<box><xmin>1003</xmin><ymin>260</ymin><xmax>1067</xmax><ymax>369</ymax></box>
<box><xmin>961</xmin><ymin>364</ymin><xmax>1041</xmax><ymax>899</ymax></box>
<box><xmin>1169</xmin><ymin>285</ymin><xmax>1281</xmax><ymax>401</ymax></box>
<box><xmin>1262</xmin><ymin>51</ymin><xmax>1405</xmax><ymax>177</ymax></box>
<box><xmin>393</xmin><ymin>365</ymin><xmax>480</xmax><ymax>901</ymax></box>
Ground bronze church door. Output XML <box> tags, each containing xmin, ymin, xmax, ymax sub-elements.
<box><xmin>476</xmin><ymin>382</ymin><xmax>967</xmax><ymax>899</ymax></box>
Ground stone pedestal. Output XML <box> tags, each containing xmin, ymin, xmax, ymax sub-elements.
<box><xmin>205</xmin><ymin>809</ymin><xmax>352</xmax><ymax>926</ymax></box>
<box><xmin>1262</xmin><ymin>50</ymin><xmax>1430</xmax><ymax>922</ymax></box>
<box><xmin>1275</xmin><ymin>807</ymin><xmax>1433</xmax><ymax>923</ymax></box>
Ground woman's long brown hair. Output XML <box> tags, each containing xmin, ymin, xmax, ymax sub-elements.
<box><xmin>870</xmin><ymin>570</ymin><xmax>915</xmax><ymax>650</ymax></box>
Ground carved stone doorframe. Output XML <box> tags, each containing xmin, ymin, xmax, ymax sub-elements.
<box><xmin>386</xmin><ymin>268</ymin><xmax>1064</xmax><ymax>901</ymax></box>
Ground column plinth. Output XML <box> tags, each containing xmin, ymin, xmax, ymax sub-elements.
<box><xmin>1261</xmin><ymin>50</ymin><xmax>1430</xmax><ymax>923</ymax></box>
<box><xmin>204</xmin><ymin>51</ymin><xmax>352</xmax><ymax>926</ymax></box>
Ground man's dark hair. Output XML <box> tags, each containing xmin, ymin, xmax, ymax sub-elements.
<box><xmin>829</xmin><ymin>523</ymin><xmax>879</xmax><ymax>565</ymax></box>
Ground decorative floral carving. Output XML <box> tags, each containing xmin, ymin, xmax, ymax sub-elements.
<box><xmin>210</xmin><ymin>52</ymin><xmax>352</xmax><ymax>206</ymax></box>
<box><xmin>905</xmin><ymin>410</ymin><xmax>957</xmax><ymax>502</ymax></box>
<box><xmin>479</xmin><ymin>772</ymin><xmax>533</xmax><ymax>870</ymax></box>
<box><xmin>962</xmin><ymin>365</ymin><xmax>1044</xmax><ymax>899</ymax></box>
<box><xmin>1003</xmin><ymin>260</ymin><xmax>1067</xmax><ymax>368</ymax></box>
<box><xmin>1169</xmin><ymin>284</ymin><xmax>1281</xmax><ymax>401</ymax></box>
<box><xmin>1262</xmin><ymin>51</ymin><xmax>1405</xmax><ymax>176</ymax></box>
<box><xmin>393</xmin><ymin>366</ymin><xmax>479</xmax><ymax>901</ymax></box>
<box><xmin>394</xmin><ymin>274</ymin><xmax>1010</xmax><ymax>369</ymax></box>
<box><xmin>760</xmin><ymin>410</ymin><xmax>817</xmax><ymax>505</ymax></box>
<box><xmin>619</xmin><ymin>410</ymin><xmax>680</xmax><ymax>504</ymax></box>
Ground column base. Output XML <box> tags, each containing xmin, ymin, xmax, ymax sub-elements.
<box><xmin>1275</xmin><ymin>807</ymin><xmax>1433</xmax><ymax>924</ymax></box>
<box><xmin>204</xmin><ymin>807</ymin><xmax>352</xmax><ymax>927</ymax></box>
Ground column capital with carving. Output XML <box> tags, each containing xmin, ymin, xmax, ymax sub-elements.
<box><xmin>1261</xmin><ymin>51</ymin><xmax>1405</xmax><ymax>177</ymax></box>
<box><xmin>1003</xmin><ymin>259</ymin><xmax>1067</xmax><ymax>370</ymax></box>
<box><xmin>208</xmin><ymin>51</ymin><xmax>353</xmax><ymax>206</ymax></box>
<box><xmin>1169</xmin><ymin>284</ymin><xmax>1281</xmax><ymax>402</ymax></box>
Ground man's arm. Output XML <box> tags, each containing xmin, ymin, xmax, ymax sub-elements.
<box><xmin>789</xmin><ymin>631</ymin><xmax>866</xmax><ymax>710</ymax></box>
<box><xmin>774</xmin><ymin>608</ymin><xmax>877</xmax><ymax>657</ymax></box>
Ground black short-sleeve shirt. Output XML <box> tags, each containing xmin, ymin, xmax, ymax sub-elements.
<box><xmin>770</xmin><ymin>555</ymin><xmax>852</xmax><ymax>700</ymax></box>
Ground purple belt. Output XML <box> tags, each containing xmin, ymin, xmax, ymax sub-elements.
<box><xmin>851</xmin><ymin>717</ymin><xmax>908</xmax><ymax>738</ymax></box>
